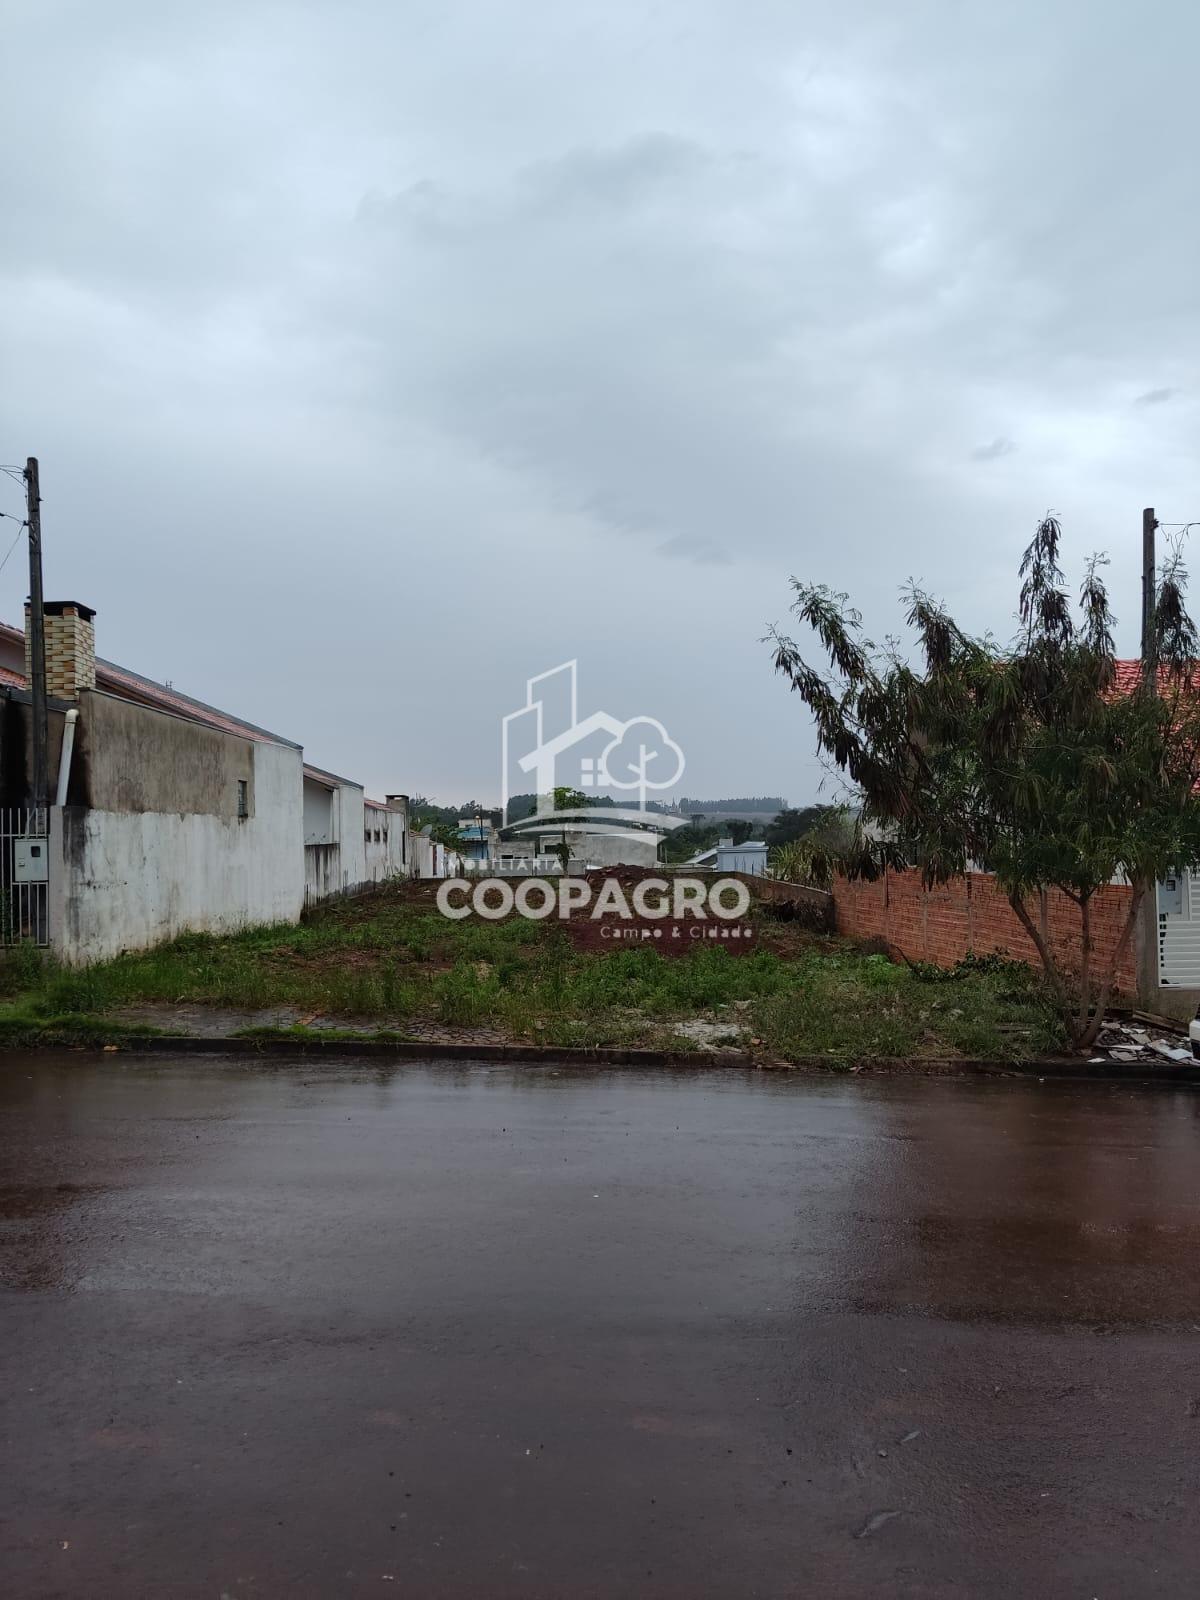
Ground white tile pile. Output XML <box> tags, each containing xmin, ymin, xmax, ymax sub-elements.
<box><xmin>1090</xmin><ymin>1020</ymin><xmax>1194</xmax><ymax>1065</ymax></box>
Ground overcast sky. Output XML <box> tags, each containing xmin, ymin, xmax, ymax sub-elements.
<box><xmin>2</xmin><ymin>1</ymin><xmax>1196</xmax><ymax>807</ymax></box>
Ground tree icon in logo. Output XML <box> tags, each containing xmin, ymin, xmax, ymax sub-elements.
<box><xmin>599</xmin><ymin>717</ymin><xmax>686</xmax><ymax>810</ymax></box>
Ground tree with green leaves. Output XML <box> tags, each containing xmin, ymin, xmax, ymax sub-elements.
<box><xmin>552</xmin><ymin>786</ymin><xmax>587</xmax><ymax>812</ymax></box>
<box><xmin>547</xmin><ymin>786</ymin><xmax>587</xmax><ymax>869</ymax></box>
<box><xmin>763</xmin><ymin>805</ymin><xmax>831</xmax><ymax>848</ymax></box>
<box><xmin>770</xmin><ymin>807</ymin><xmax>854</xmax><ymax>890</ymax></box>
<box><xmin>768</xmin><ymin>515</ymin><xmax>1200</xmax><ymax>1051</ymax></box>
<box><xmin>413</xmin><ymin>816</ymin><xmax>468</xmax><ymax>854</ymax></box>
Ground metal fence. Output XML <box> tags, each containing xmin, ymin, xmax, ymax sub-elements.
<box><xmin>0</xmin><ymin>807</ymin><xmax>49</xmax><ymax>947</ymax></box>
<box><xmin>1158</xmin><ymin>870</ymin><xmax>1200</xmax><ymax>987</ymax></box>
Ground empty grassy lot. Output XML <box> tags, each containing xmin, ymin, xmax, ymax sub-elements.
<box><xmin>0</xmin><ymin>882</ymin><xmax>1064</xmax><ymax>1061</ymax></box>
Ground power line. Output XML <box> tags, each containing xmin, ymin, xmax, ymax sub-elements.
<box><xmin>0</xmin><ymin>521</ymin><xmax>25</xmax><ymax>579</ymax></box>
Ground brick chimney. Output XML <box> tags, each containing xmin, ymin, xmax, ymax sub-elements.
<box><xmin>25</xmin><ymin>601</ymin><xmax>96</xmax><ymax>699</ymax></box>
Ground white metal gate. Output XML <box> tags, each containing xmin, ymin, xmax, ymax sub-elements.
<box><xmin>0</xmin><ymin>807</ymin><xmax>49</xmax><ymax>947</ymax></box>
<box><xmin>1157</xmin><ymin>871</ymin><xmax>1200</xmax><ymax>987</ymax></box>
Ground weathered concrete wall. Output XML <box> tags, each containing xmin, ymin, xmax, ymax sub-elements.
<box><xmin>364</xmin><ymin>800</ymin><xmax>408</xmax><ymax>884</ymax></box>
<box><xmin>407</xmin><ymin>835</ymin><xmax>462</xmax><ymax>879</ymax></box>
<box><xmin>304</xmin><ymin>842</ymin><xmax>342</xmax><ymax>905</ymax></box>
<box><xmin>302</xmin><ymin>778</ymin><xmax>366</xmax><ymax>901</ymax></box>
<box><xmin>1</xmin><ymin>696</ymin><xmax>73</xmax><ymax>808</ymax></box>
<box><xmin>338</xmin><ymin>783</ymin><xmax>366</xmax><ymax>892</ymax></box>
<box><xmin>303</xmin><ymin>779</ymin><xmax>334</xmax><ymax>844</ymax></box>
<box><xmin>526</xmin><ymin>830</ymin><xmax>660</xmax><ymax>870</ymax></box>
<box><xmin>364</xmin><ymin>830</ymin><xmax>387</xmax><ymax>882</ymax></box>
<box><xmin>78</xmin><ymin>691</ymin><xmax>254</xmax><ymax>817</ymax></box>
<box><xmin>730</xmin><ymin>872</ymin><xmax>833</xmax><ymax>929</ymax></box>
<box><xmin>409</xmin><ymin>833</ymin><xmax>435</xmax><ymax>880</ymax></box>
<box><xmin>49</xmin><ymin>740</ymin><xmax>304</xmax><ymax>963</ymax></box>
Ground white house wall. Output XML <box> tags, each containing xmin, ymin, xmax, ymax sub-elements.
<box><xmin>337</xmin><ymin>782</ymin><xmax>366</xmax><ymax>893</ymax></box>
<box><xmin>303</xmin><ymin>778</ymin><xmax>367</xmax><ymax>904</ymax></box>
<box><xmin>717</xmin><ymin>845</ymin><xmax>769</xmax><ymax>877</ymax></box>
<box><xmin>49</xmin><ymin>740</ymin><xmax>304</xmax><ymax>964</ymax></box>
<box><xmin>566</xmin><ymin>830</ymin><xmax>660</xmax><ymax>870</ymax></box>
<box><xmin>409</xmin><ymin>833</ymin><xmax>436</xmax><ymax>879</ymax></box>
<box><xmin>407</xmin><ymin>835</ymin><xmax>464</xmax><ymax>879</ymax></box>
<box><xmin>364</xmin><ymin>802</ymin><xmax>408</xmax><ymax>884</ymax></box>
<box><xmin>303</xmin><ymin>779</ymin><xmax>335</xmax><ymax>844</ymax></box>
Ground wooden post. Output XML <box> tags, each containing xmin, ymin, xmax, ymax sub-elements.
<box><xmin>1138</xmin><ymin>506</ymin><xmax>1160</xmax><ymax>1005</ymax></box>
<box><xmin>23</xmin><ymin>458</ymin><xmax>48</xmax><ymax>821</ymax></box>
<box><xmin>1142</xmin><ymin>506</ymin><xmax>1157</xmax><ymax>692</ymax></box>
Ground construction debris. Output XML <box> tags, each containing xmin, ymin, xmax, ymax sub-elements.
<box><xmin>1089</xmin><ymin>1020</ymin><xmax>1194</xmax><ymax>1066</ymax></box>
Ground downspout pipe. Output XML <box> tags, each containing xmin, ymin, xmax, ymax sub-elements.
<box><xmin>54</xmin><ymin>708</ymin><xmax>78</xmax><ymax>808</ymax></box>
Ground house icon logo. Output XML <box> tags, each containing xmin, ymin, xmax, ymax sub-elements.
<box><xmin>501</xmin><ymin>661</ymin><xmax>685</xmax><ymax>823</ymax></box>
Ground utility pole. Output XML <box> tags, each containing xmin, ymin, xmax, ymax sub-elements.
<box><xmin>1142</xmin><ymin>506</ymin><xmax>1157</xmax><ymax>695</ymax></box>
<box><xmin>1137</xmin><ymin>505</ymin><xmax>1161</xmax><ymax>1010</ymax></box>
<box><xmin>24</xmin><ymin>458</ymin><xmax>48</xmax><ymax>822</ymax></box>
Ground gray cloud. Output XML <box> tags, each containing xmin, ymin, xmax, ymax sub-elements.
<box><xmin>971</xmin><ymin>437</ymin><xmax>1017</xmax><ymax>462</ymax></box>
<box><xmin>518</xmin><ymin>134</ymin><xmax>714</xmax><ymax>216</ymax></box>
<box><xmin>2</xmin><ymin>1</ymin><xmax>1200</xmax><ymax>805</ymax></box>
<box><xmin>657</xmin><ymin>533</ymin><xmax>732</xmax><ymax>566</ymax></box>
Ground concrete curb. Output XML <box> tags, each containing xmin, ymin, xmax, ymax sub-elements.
<box><xmin>17</xmin><ymin>1032</ymin><xmax>1200</xmax><ymax>1084</ymax></box>
<box><xmin>110</xmin><ymin>1034</ymin><xmax>752</xmax><ymax>1068</ymax></box>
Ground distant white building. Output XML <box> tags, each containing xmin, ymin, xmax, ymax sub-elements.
<box><xmin>500</xmin><ymin>810</ymin><xmax>669</xmax><ymax>871</ymax></box>
<box><xmin>686</xmin><ymin>837</ymin><xmax>770</xmax><ymax>877</ymax></box>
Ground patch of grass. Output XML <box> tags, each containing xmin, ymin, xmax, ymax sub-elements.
<box><xmin>0</xmin><ymin>1000</ymin><xmax>165</xmax><ymax>1048</ymax></box>
<box><xmin>0</xmin><ymin>884</ymin><xmax>1068</xmax><ymax>1061</ymax></box>
<box><xmin>0</xmin><ymin>939</ymin><xmax>48</xmax><ymax>999</ymax></box>
<box><xmin>752</xmin><ymin>949</ymin><xmax>1063</xmax><ymax>1062</ymax></box>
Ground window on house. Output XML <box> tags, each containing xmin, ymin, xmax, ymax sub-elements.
<box><xmin>237</xmin><ymin>779</ymin><xmax>249</xmax><ymax>819</ymax></box>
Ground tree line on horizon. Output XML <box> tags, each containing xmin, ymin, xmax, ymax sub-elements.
<box><xmin>676</xmin><ymin>795</ymin><xmax>786</xmax><ymax>814</ymax></box>
<box><xmin>408</xmin><ymin>792</ymin><xmax>805</xmax><ymax>828</ymax></box>
<box><xmin>406</xmin><ymin>791</ymin><xmax>846</xmax><ymax>867</ymax></box>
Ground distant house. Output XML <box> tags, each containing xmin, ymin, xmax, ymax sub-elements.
<box><xmin>686</xmin><ymin>838</ymin><xmax>770</xmax><ymax>877</ymax></box>
<box><xmin>501</xmin><ymin>659</ymin><xmax>687</xmax><ymax>867</ymax></box>
<box><xmin>457</xmin><ymin>817</ymin><xmax>496</xmax><ymax>868</ymax></box>
<box><xmin>0</xmin><ymin>605</ymin><xmax>424</xmax><ymax>963</ymax></box>
<box><xmin>303</xmin><ymin>762</ymin><xmax>367</xmax><ymax>905</ymax></box>
<box><xmin>493</xmin><ymin>841</ymin><xmax>561</xmax><ymax>874</ymax></box>
<box><xmin>500</xmin><ymin>809</ymin><xmax>669</xmax><ymax>870</ymax></box>
<box><xmin>365</xmin><ymin>796</ymin><xmax>409</xmax><ymax>885</ymax></box>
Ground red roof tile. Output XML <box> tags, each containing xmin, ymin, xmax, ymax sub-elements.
<box><xmin>303</xmin><ymin>762</ymin><xmax>361</xmax><ymax>789</ymax></box>
<box><xmin>1111</xmin><ymin>660</ymin><xmax>1200</xmax><ymax>696</ymax></box>
<box><xmin>0</xmin><ymin>618</ymin><xmax>397</xmax><ymax>808</ymax></box>
<box><xmin>0</xmin><ymin>619</ymin><xmax>298</xmax><ymax>748</ymax></box>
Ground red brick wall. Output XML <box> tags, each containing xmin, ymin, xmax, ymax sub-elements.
<box><xmin>832</xmin><ymin>869</ymin><xmax>1137</xmax><ymax>992</ymax></box>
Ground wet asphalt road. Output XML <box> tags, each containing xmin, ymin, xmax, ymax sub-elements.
<box><xmin>3</xmin><ymin>1057</ymin><xmax>1200</xmax><ymax>1598</ymax></box>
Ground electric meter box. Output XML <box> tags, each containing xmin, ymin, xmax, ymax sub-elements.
<box><xmin>13</xmin><ymin>839</ymin><xmax>48</xmax><ymax>883</ymax></box>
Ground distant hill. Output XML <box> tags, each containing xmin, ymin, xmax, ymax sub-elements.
<box><xmin>504</xmin><ymin>792</ymin><xmax>675</xmax><ymax>822</ymax></box>
<box><xmin>678</xmin><ymin>796</ymin><xmax>786</xmax><ymax>814</ymax></box>
<box><xmin>677</xmin><ymin>796</ymin><xmax>787</xmax><ymax>821</ymax></box>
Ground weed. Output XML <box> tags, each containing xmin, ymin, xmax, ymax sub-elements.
<box><xmin>0</xmin><ymin>884</ymin><xmax>1067</xmax><ymax>1062</ymax></box>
